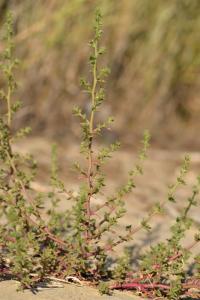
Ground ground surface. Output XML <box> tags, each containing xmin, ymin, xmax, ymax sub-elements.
<box><xmin>2</xmin><ymin>137</ymin><xmax>200</xmax><ymax>299</ymax></box>
<box><xmin>0</xmin><ymin>280</ymin><xmax>142</xmax><ymax>300</ymax></box>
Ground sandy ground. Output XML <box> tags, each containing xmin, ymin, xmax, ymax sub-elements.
<box><xmin>1</xmin><ymin>137</ymin><xmax>200</xmax><ymax>299</ymax></box>
<box><xmin>0</xmin><ymin>280</ymin><xmax>142</xmax><ymax>300</ymax></box>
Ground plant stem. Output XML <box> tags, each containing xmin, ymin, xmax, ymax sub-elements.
<box><xmin>86</xmin><ymin>44</ymin><xmax>98</xmax><ymax>227</ymax></box>
<box><xmin>7</xmin><ymin>85</ymin><xmax>11</xmax><ymax>127</ymax></box>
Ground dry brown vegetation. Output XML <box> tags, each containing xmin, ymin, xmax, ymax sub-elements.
<box><xmin>0</xmin><ymin>0</ymin><xmax>199</xmax><ymax>149</ymax></box>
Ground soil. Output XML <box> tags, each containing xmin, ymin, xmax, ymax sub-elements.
<box><xmin>0</xmin><ymin>280</ymin><xmax>141</xmax><ymax>300</ymax></box>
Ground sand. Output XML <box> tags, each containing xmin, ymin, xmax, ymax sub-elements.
<box><xmin>0</xmin><ymin>280</ymin><xmax>142</xmax><ymax>300</ymax></box>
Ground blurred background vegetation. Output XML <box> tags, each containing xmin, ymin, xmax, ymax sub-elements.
<box><xmin>0</xmin><ymin>0</ymin><xmax>199</xmax><ymax>150</ymax></box>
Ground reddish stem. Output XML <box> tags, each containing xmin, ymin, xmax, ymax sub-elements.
<box><xmin>111</xmin><ymin>280</ymin><xmax>200</xmax><ymax>292</ymax></box>
<box><xmin>111</xmin><ymin>282</ymin><xmax>170</xmax><ymax>291</ymax></box>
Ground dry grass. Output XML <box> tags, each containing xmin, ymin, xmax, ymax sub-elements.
<box><xmin>0</xmin><ymin>0</ymin><xmax>199</xmax><ymax>148</ymax></box>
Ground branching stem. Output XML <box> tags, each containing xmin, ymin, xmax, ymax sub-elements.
<box><xmin>7</xmin><ymin>85</ymin><xmax>12</xmax><ymax>127</ymax></box>
<box><xmin>86</xmin><ymin>43</ymin><xmax>98</xmax><ymax>230</ymax></box>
